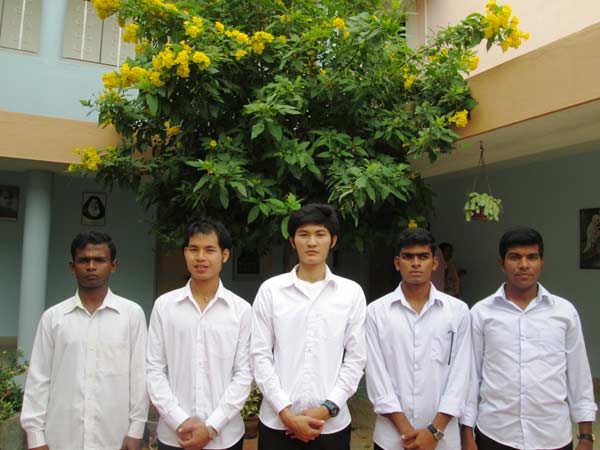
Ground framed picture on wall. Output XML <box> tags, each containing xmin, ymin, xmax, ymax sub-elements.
<box><xmin>580</xmin><ymin>207</ymin><xmax>600</xmax><ymax>269</ymax></box>
<box><xmin>81</xmin><ymin>192</ymin><xmax>107</xmax><ymax>226</ymax></box>
<box><xmin>0</xmin><ymin>185</ymin><xmax>19</xmax><ymax>221</ymax></box>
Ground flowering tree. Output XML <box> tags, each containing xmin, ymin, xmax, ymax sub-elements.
<box><xmin>76</xmin><ymin>0</ymin><xmax>527</xmax><ymax>251</ymax></box>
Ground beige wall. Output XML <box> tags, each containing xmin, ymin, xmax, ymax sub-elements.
<box><xmin>411</xmin><ymin>0</ymin><xmax>600</xmax><ymax>74</ymax></box>
<box><xmin>0</xmin><ymin>109</ymin><xmax>119</xmax><ymax>165</ymax></box>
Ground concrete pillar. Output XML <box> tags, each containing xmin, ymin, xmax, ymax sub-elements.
<box><xmin>17</xmin><ymin>171</ymin><xmax>53</xmax><ymax>360</ymax></box>
<box><xmin>38</xmin><ymin>0</ymin><xmax>68</xmax><ymax>60</ymax></box>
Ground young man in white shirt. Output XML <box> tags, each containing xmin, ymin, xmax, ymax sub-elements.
<box><xmin>147</xmin><ymin>219</ymin><xmax>252</xmax><ymax>450</ymax></box>
<box><xmin>365</xmin><ymin>227</ymin><xmax>471</xmax><ymax>450</ymax></box>
<box><xmin>251</xmin><ymin>203</ymin><xmax>367</xmax><ymax>450</ymax></box>
<box><xmin>21</xmin><ymin>231</ymin><xmax>148</xmax><ymax>450</ymax></box>
<box><xmin>461</xmin><ymin>226</ymin><xmax>597</xmax><ymax>450</ymax></box>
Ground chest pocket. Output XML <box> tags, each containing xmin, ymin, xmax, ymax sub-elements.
<box><xmin>431</xmin><ymin>330</ymin><xmax>456</xmax><ymax>365</ymax></box>
<box><xmin>98</xmin><ymin>340</ymin><xmax>129</xmax><ymax>375</ymax></box>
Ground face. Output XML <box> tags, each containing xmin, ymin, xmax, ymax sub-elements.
<box><xmin>394</xmin><ymin>244</ymin><xmax>438</xmax><ymax>286</ymax></box>
<box><xmin>70</xmin><ymin>243</ymin><xmax>116</xmax><ymax>290</ymax></box>
<box><xmin>184</xmin><ymin>231</ymin><xmax>230</xmax><ymax>282</ymax></box>
<box><xmin>289</xmin><ymin>224</ymin><xmax>337</xmax><ymax>267</ymax></box>
<box><xmin>499</xmin><ymin>244</ymin><xmax>543</xmax><ymax>291</ymax></box>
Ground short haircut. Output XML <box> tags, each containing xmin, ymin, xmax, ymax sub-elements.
<box><xmin>288</xmin><ymin>203</ymin><xmax>340</xmax><ymax>238</ymax></box>
<box><xmin>184</xmin><ymin>218</ymin><xmax>232</xmax><ymax>251</ymax></box>
<box><xmin>499</xmin><ymin>226</ymin><xmax>544</xmax><ymax>259</ymax></box>
<box><xmin>71</xmin><ymin>231</ymin><xmax>116</xmax><ymax>261</ymax></box>
<box><xmin>397</xmin><ymin>227</ymin><xmax>437</xmax><ymax>254</ymax></box>
<box><xmin>439</xmin><ymin>242</ymin><xmax>452</xmax><ymax>252</ymax></box>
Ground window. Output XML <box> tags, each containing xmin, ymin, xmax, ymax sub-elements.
<box><xmin>63</xmin><ymin>0</ymin><xmax>134</xmax><ymax>66</ymax></box>
<box><xmin>0</xmin><ymin>0</ymin><xmax>42</xmax><ymax>52</ymax></box>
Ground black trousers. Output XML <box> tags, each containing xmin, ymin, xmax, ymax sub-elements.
<box><xmin>157</xmin><ymin>437</ymin><xmax>244</xmax><ymax>450</ymax></box>
<box><xmin>257</xmin><ymin>421</ymin><xmax>351</xmax><ymax>450</ymax></box>
<box><xmin>475</xmin><ymin>428</ymin><xmax>573</xmax><ymax>450</ymax></box>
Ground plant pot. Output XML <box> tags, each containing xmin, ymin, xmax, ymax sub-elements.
<box><xmin>471</xmin><ymin>209</ymin><xmax>489</xmax><ymax>221</ymax></box>
<box><xmin>243</xmin><ymin>415</ymin><xmax>259</xmax><ymax>439</ymax></box>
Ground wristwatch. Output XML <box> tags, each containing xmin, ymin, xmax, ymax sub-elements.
<box><xmin>577</xmin><ymin>433</ymin><xmax>595</xmax><ymax>442</ymax></box>
<box><xmin>321</xmin><ymin>400</ymin><xmax>340</xmax><ymax>417</ymax></box>
<box><xmin>427</xmin><ymin>423</ymin><xmax>444</xmax><ymax>441</ymax></box>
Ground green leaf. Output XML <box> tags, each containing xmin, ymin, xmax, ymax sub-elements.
<box><xmin>219</xmin><ymin>185</ymin><xmax>229</xmax><ymax>209</ymax></box>
<box><xmin>146</xmin><ymin>94</ymin><xmax>158</xmax><ymax>116</ymax></box>
<box><xmin>281</xmin><ymin>216</ymin><xmax>290</xmax><ymax>239</ymax></box>
<box><xmin>251</xmin><ymin>121</ymin><xmax>265</xmax><ymax>139</ymax></box>
<box><xmin>247</xmin><ymin>205</ymin><xmax>260</xmax><ymax>224</ymax></box>
<box><xmin>266</xmin><ymin>121</ymin><xmax>283</xmax><ymax>141</ymax></box>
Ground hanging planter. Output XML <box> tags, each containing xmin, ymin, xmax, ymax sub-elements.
<box><xmin>464</xmin><ymin>142</ymin><xmax>502</xmax><ymax>222</ymax></box>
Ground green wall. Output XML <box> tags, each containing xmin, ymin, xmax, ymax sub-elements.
<box><xmin>430</xmin><ymin>149</ymin><xmax>600</xmax><ymax>376</ymax></box>
<box><xmin>0</xmin><ymin>171</ymin><xmax>156</xmax><ymax>336</ymax></box>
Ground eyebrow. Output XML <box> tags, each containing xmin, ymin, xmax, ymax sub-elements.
<box><xmin>400</xmin><ymin>252</ymin><xmax>432</xmax><ymax>257</ymax></box>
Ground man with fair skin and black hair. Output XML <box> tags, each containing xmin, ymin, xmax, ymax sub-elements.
<box><xmin>147</xmin><ymin>219</ymin><xmax>252</xmax><ymax>450</ymax></box>
<box><xmin>366</xmin><ymin>227</ymin><xmax>471</xmax><ymax>450</ymax></box>
<box><xmin>251</xmin><ymin>203</ymin><xmax>367</xmax><ymax>450</ymax></box>
<box><xmin>461</xmin><ymin>226</ymin><xmax>597</xmax><ymax>450</ymax></box>
<box><xmin>21</xmin><ymin>231</ymin><xmax>148</xmax><ymax>450</ymax></box>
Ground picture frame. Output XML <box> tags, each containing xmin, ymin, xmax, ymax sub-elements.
<box><xmin>233</xmin><ymin>248</ymin><xmax>266</xmax><ymax>280</ymax></box>
<box><xmin>81</xmin><ymin>192</ymin><xmax>107</xmax><ymax>226</ymax></box>
<box><xmin>0</xmin><ymin>185</ymin><xmax>19</xmax><ymax>221</ymax></box>
<box><xmin>579</xmin><ymin>207</ymin><xmax>600</xmax><ymax>269</ymax></box>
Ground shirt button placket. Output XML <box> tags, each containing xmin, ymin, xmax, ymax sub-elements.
<box><xmin>85</xmin><ymin>314</ymin><xmax>98</xmax><ymax>449</ymax></box>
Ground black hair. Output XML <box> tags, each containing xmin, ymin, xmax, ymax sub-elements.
<box><xmin>185</xmin><ymin>218</ymin><xmax>232</xmax><ymax>251</ymax></box>
<box><xmin>439</xmin><ymin>242</ymin><xmax>452</xmax><ymax>251</ymax></box>
<box><xmin>499</xmin><ymin>226</ymin><xmax>544</xmax><ymax>259</ymax></box>
<box><xmin>397</xmin><ymin>227</ymin><xmax>437</xmax><ymax>254</ymax></box>
<box><xmin>288</xmin><ymin>203</ymin><xmax>340</xmax><ymax>238</ymax></box>
<box><xmin>71</xmin><ymin>231</ymin><xmax>116</xmax><ymax>261</ymax></box>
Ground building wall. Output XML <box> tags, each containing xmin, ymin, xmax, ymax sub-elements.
<box><xmin>430</xmin><ymin>148</ymin><xmax>600</xmax><ymax>376</ymax></box>
<box><xmin>0</xmin><ymin>170</ymin><xmax>157</xmax><ymax>336</ymax></box>
<box><xmin>416</xmin><ymin>0</ymin><xmax>600</xmax><ymax>74</ymax></box>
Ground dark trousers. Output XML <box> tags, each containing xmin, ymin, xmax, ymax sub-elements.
<box><xmin>374</xmin><ymin>444</ymin><xmax>385</xmax><ymax>450</ymax></box>
<box><xmin>475</xmin><ymin>428</ymin><xmax>573</xmax><ymax>450</ymax></box>
<box><xmin>258</xmin><ymin>421</ymin><xmax>351</xmax><ymax>450</ymax></box>
<box><xmin>158</xmin><ymin>437</ymin><xmax>244</xmax><ymax>450</ymax></box>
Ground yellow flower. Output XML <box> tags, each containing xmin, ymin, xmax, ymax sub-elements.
<box><xmin>149</xmin><ymin>70</ymin><xmax>163</xmax><ymax>86</ymax></box>
<box><xmin>440</xmin><ymin>47</ymin><xmax>449</xmax><ymax>57</ymax></box>
<box><xmin>332</xmin><ymin>17</ymin><xmax>346</xmax><ymax>31</ymax></box>
<box><xmin>192</xmin><ymin>51</ymin><xmax>211</xmax><ymax>69</ymax></box>
<box><xmin>234</xmin><ymin>49</ymin><xmax>247</xmax><ymax>60</ymax></box>
<box><xmin>253</xmin><ymin>31</ymin><xmax>274</xmax><ymax>43</ymax></box>
<box><xmin>102</xmin><ymin>71</ymin><xmax>120</xmax><ymax>89</ymax></box>
<box><xmin>403</xmin><ymin>74</ymin><xmax>416</xmax><ymax>90</ymax></box>
<box><xmin>122</xmin><ymin>23</ymin><xmax>139</xmax><ymax>43</ymax></box>
<box><xmin>408</xmin><ymin>219</ymin><xmax>418</xmax><ymax>228</ymax></box>
<box><xmin>166</xmin><ymin>125</ymin><xmax>181</xmax><ymax>137</ymax></box>
<box><xmin>135</xmin><ymin>39</ymin><xmax>148</xmax><ymax>53</ymax></box>
<box><xmin>342</xmin><ymin>31</ymin><xmax>350</xmax><ymax>39</ymax></box>
<box><xmin>176</xmin><ymin>63</ymin><xmax>190</xmax><ymax>77</ymax></box>
<box><xmin>91</xmin><ymin>0</ymin><xmax>120</xmax><ymax>20</ymax></box>
<box><xmin>67</xmin><ymin>164</ymin><xmax>79</xmax><ymax>172</ymax></box>
<box><xmin>252</xmin><ymin>41</ymin><xmax>265</xmax><ymax>54</ymax></box>
<box><xmin>184</xmin><ymin>17</ymin><xmax>203</xmax><ymax>38</ymax></box>
<box><xmin>76</xmin><ymin>146</ymin><xmax>102</xmax><ymax>171</ymax></box>
<box><xmin>467</xmin><ymin>55</ymin><xmax>480</xmax><ymax>71</ymax></box>
<box><xmin>280</xmin><ymin>14</ymin><xmax>291</xmax><ymax>23</ymax></box>
<box><xmin>225</xmin><ymin>29</ymin><xmax>250</xmax><ymax>44</ymax></box>
<box><xmin>210</xmin><ymin>139</ymin><xmax>217</xmax><ymax>148</ymax></box>
<box><xmin>215</xmin><ymin>21</ymin><xmax>225</xmax><ymax>33</ymax></box>
<box><xmin>153</xmin><ymin>45</ymin><xmax>176</xmax><ymax>69</ymax></box>
<box><xmin>277</xmin><ymin>35</ymin><xmax>287</xmax><ymax>44</ymax></box>
<box><xmin>448</xmin><ymin>110</ymin><xmax>469</xmax><ymax>128</ymax></box>
<box><xmin>319</xmin><ymin>69</ymin><xmax>327</xmax><ymax>76</ymax></box>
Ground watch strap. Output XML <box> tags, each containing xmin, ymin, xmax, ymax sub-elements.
<box><xmin>578</xmin><ymin>433</ymin><xmax>595</xmax><ymax>442</ymax></box>
<box><xmin>427</xmin><ymin>423</ymin><xmax>444</xmax><ymax>441</ymax></box>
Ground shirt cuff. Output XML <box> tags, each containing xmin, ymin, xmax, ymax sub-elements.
<box><xmin>270</xmin><ymin>391</ymin><xmax>292</xmax><ymax>415</ymax></box>
<box><xmin>571</xmin><ymin>406</ymin><xmax>598</xmax><ymax>423</ymax></box>
<box><xmin>127</xmin><ymin>419</ymin><xmax>147</xmax><ymax>439</ymax></box>
<box><xmin>206</xmin><ymin>405</ymin><xmax>229</xmax><ymax>433</ymax></box>
<box><xmin>327</xmin><ymin>387</ymin><xmax>349</xmax><ymax>411</ymax></box>
<box><xmin>372</xmin><ymin>393</ymin><xmax>403</xmax><ymax>415</ymax></box>
<box><xmin>26</xmin><ymin>430</ymin><xmax>47</xmax><ymax>448</ymax></box>
<box><xmin>164</xmin><ymin>406</ymin><xmax>191</xmax><ymax>431</ymax></box>
<box><xmin>438</xmin><ymin>395</ymin><xmax>464</xmax><ymax>418</ymax></box>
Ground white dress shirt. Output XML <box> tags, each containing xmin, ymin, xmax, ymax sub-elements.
<box><xmin>147</xmin><ymin>280</ymin><xmax>252</xmax><ymax>449</ymax></box>
<box><xmin>251</xmin><ymin>265</ymin><xmax>367</xmax><ymax>433</ymax></box>
<box><xmin>463</xmin><ymin>284</ymin><xmax>597</xmax><ymax>450</ymax></box>
<box><xmin>20</xmin><ymin>290</ymin><xmax>148</xmax><ymax>450</ymax></box>
<box><xmin>366</xmin><ymin>283</ymin><xmax>471</xmax><ymax>450</ymax></box>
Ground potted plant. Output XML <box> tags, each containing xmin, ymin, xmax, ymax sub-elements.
<box><xmin>0</xmin><ymin>350</ymin><xmax>28</xmax><ymax>450</ymax></box>
<box><xmin>464</xmin><ymin>192</ymin><xmax>502</xmax><ymax>222</ymax></box>
<box><xmin>241</xmin><ymin>383</ymin><xmax>262</xmax><ymax>439</ymax></box>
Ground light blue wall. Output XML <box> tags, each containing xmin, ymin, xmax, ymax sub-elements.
<box><xmin>0</xmin><ymin>170</ymin><xmax>156</xmax><ymax>336</ymax></box>
<box><xmin>430</xmin><ymin>149</ymin><xmax>600</xmax><ymax>376</ymax></box>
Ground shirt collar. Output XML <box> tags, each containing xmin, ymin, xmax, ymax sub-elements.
<box><xmin>177</xmin><ymin>279</ymin><xmax>232</xmax><ymax>306</ymax></box>
<box><xmin>66</xmin><ymin>289</ymin><xmax>121</xmax><ymax>314</ymax></box>
<box><xmin>284</xmin><ymin>264</ymin><xmax>338</xmax><ymax>288</ymax></box>
<box><xmin>493</xmin><ymin>282</ymin><xmax>554</xmax><ymax>306</ymax></box>
<box><xmin>390</xmin><ymin>282</ymin><xmax>445</xmax><ymax>308</ymax></box>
